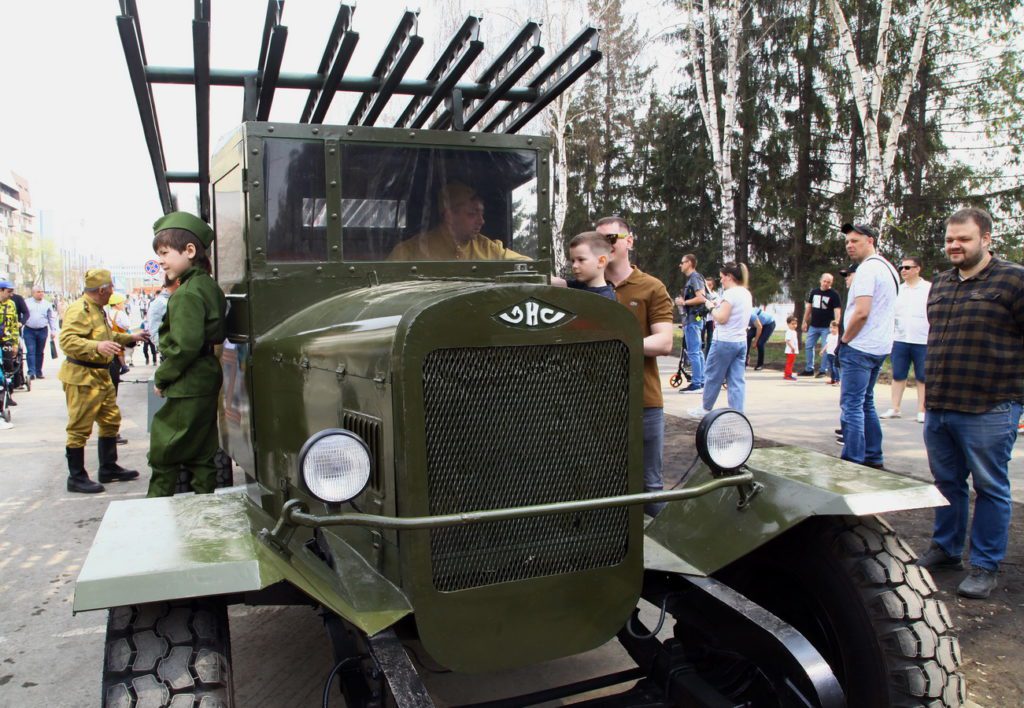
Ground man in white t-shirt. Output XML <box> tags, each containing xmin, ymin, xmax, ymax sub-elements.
<box><xmin>880</xmin><ymin>256</ymin><xmax>930</xmax><ymax>423</ymax></box>
<box><xmin>838</xmin><ymin>222</ymin><xmax>900</xmax><ymax>468</ymax></box>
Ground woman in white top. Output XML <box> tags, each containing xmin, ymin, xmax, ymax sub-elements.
<box><xmin>689</xmin><ymin>262</ymin><xmax>754</xmax><ymax>416</ymax></box>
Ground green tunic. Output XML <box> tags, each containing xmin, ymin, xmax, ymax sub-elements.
<box><xmin>148</xmin><ymin>267</ymin><xmax>227</xmax><ymax>497</ymax></box>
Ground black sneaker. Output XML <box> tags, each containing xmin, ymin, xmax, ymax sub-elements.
<box><xmin>754</xmin><ymin>365</ymin><xmax>764</xmax><ymax>371</ymax></box>
<box><xmin>798</xmin><ymin>370</ymin><xmax>814</xmax><ymax>377</ymax></box>
<box><xmin>814</xmin><ymin>372</ymin><xmax>825</xmax><ymax>378</ymax></box>
<box><xmin>835</xmin><ymin>435</ymin><xmax>844</xmax><ymax>445</ymax></box>
<box><xmin>916</xmin><ymin>543</ymin><xmax>964</xmax><ymax>571</ymax></box>
<box><xmin>863</xmin><ymin>461</ymin><xmax>885</xmax><ymax>470</ymax></box>
<box><xmin>834</xmin><ymin>428</ymin><xmax>843</xmax><ymax>435</ymax></box>
<box><xmin>678</xmin><ymin>383</ymin><xmax>704</xmax><ymax>393</ymax></box>
<box><xmin>958</xmin><ymin>567</ymin><xmax>997</xmax><ymax>599</ymax></box>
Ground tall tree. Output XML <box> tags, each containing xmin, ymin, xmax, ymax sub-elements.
<box><xmin>825</xmin><ymin>0</ymin><xmax>935</xmax><ymax>230</ymax></box>
<box><xmin>681</xmin><ymin>0</ymin><xmax>744</xmax><ymax>261</ymax></box>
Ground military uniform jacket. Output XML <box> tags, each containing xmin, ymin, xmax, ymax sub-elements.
<box><xmin>58</xmin><ymin>295</ymin><xmax>134</xmax><ymax>386</ymax></box>
<box><xmin>155</xmin><ymin>267</ymin><xmax>227</xmax><ymax>398</ymax></box>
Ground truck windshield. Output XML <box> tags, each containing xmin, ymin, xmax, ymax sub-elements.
<box><xmin>337</xmin><ymin>145</ymin><xmax>538</xmax><ymax>261</ymax></box>
<box><xmin>264</xmin><ymin>141</ymin><xmax>539</xmax><ymax>263</ymax></box>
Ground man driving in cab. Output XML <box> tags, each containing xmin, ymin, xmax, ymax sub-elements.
<box><xmin>388</xmin><ymin>182</ymin><xmax>526</xmax><ymax>261</ymax></box>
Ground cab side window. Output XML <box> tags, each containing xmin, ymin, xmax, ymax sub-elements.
<box><xmin>265</xmin><ymin>139</ymin><xmax>327</xmax><ymax>262</ymax></box>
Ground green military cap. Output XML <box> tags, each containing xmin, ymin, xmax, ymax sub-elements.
<box><xmin>85</xmin><ymin>269</ymin><xmax>113</xmax><ymax>288</ymax></box>
<box><xmin>153</xmin><ymin>211</ymin><xmax>215</xmax><ymax>249</ymax></box>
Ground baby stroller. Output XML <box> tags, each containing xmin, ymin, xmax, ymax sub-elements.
<box><xmin>0</xmin><ymin>348</ymin><xmax>15</xmax><ymax>423</ymax></box>
<box><xmin>2</xmin><ymin>343</ymin><xmax>30</xmax><ymax>392</ymax></box>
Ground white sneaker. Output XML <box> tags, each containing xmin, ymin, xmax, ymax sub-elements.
<box><xmin>917</xmin><ymin>412</ymin><xmax>926</xmax><ymax>424</ymax></box>
<box><xmin>687</xmin><ymin>407</ymin><xmax>711</xmax><ymax>418</ymax></box>
<box><xmin>879</xmin><ymin>409</ymin><xmax>901</xmax><ymax>419</ymax></box>
<box><xmin>0</xmin><ymin>419</ymin><xmax>13</xmax><ymax>430</ymax></box>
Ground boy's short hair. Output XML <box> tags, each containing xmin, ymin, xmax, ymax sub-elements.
<box><xmin>829</xmin><ymin>320</ymin><xmax>839</xmax><ymax>327</ymax></box>
<box><xmin>786</xmin><ymin>315</ymin><xmax>798</xmax><ymax>325</ymax></box>
<box><xmin>153</xmin><ymin>228</ymin><xmax>212</xmax><ymax>273</ymax></box>
<box><xmin>568</xmin><ymin>231</ymin><xmax>614</xmax><ymax>256</ymax></box>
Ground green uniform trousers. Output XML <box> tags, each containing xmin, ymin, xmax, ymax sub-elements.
<box><xmin>64</xmin><ymin>382</ymin><xmax>121</xmax><ymax>448</ymax></box>
<box><xmin>147</xmin><ymin>394</ymin><xmax>218</xmax><ymax>497</ymax></box>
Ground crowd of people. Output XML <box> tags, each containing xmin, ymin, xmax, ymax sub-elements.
<box><xmin>0</xmin><ymin>276</ymin><xmax>175</xmax><ymax>433</ymax></box>
<box><xmin>665</xmin><ymin>207</ymin><xmax>1023</xmax><ymax>600</ymax></box>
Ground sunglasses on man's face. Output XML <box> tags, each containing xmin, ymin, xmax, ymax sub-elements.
<box><xmin>607</xmin><ymin>233</ymin><xmax>630</xmax><ymax>240</ymax></box>
<box><xmin>899</xmin><ymin>265</ymin><xmax>917</xmax><ymax>271</ymax></box>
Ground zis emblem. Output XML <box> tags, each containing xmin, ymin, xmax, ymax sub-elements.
<box><xmin>495</xmin><ymin>299</ymin><xmax>574</xmax><ymax>330</ymax></box>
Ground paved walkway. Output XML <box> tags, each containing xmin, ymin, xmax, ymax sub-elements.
<box><xmin>658</xmin><ymin>356</ymin><xmax>1024</xmax><ymax>504</ymax></box>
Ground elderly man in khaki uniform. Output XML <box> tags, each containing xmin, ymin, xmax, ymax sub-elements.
<box><xmin>59</xmin><ymin>269</ymin><xmax>148</xmax><ymax>493</ymax></box>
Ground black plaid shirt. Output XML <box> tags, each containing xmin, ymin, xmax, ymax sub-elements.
<box><xmin>926</xmin><ymin>257</ymin><xmax>1024</xmax><ymax>413</ymax></box>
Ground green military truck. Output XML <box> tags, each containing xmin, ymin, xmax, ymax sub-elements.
<box><xmin>78</xmin><ymin>3</ymin><xmax>965</xmax><ymax>706</ymax></box>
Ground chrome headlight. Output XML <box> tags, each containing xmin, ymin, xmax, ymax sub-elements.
<box><xmin>299</xmin><ymin>429</ymin><xmax>371</xmax><ymax>503</ymax></box>
<box><xmin>696</xmin><ymin>409</ymin><xmax>753</xmax><ymax>476</ymax></box>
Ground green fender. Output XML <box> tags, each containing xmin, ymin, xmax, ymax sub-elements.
<box><xmin>644</xmin><ymin>446</ymin><xmax>948</xmax><ymax>576</ymax></box>
<box><xmin>73</xmin><ymin>490</ymin><xmax>411</xmax><ymax>636</ymax></box>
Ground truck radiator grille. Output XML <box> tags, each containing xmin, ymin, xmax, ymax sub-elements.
<box><xmin>422</xmin><ymin>341</ymin><xmax>630</xmax><ymax>592</ymax></box>
<box><xmin>342</xmin><ymin>411</ymin><xmax>382</xmax><ymax>490</ymax></box>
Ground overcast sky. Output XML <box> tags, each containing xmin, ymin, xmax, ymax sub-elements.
<box><xmin>0</xmin><ymin>0</ymin><xmax>680</xmax><ymax>271</ymax></box>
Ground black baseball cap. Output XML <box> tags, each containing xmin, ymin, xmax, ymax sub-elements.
<box><xmin>841</xmin><ymin>222</ymin><xmax>879</xmax><ymax>240</ymax></box>
<box><xmin>838</xmin><ymin>263</ymin><xmax>858</xmax><ymax>277</ymax></box>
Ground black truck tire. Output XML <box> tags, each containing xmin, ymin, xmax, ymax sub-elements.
<box><xmin>715</xmin><ymin>514</ymin><xmax>966</xmax><ymax>707</ymax></box>
<box><xmin>173</xmin><ymin>449</ymin><xmax>235</xmax><ymax>494</ymax></box>
<box><xmin>102</xmin><ymin>598</ymin><xmax>234</xmax><ymax>707</ymax></box>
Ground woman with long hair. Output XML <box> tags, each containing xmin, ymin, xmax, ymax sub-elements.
<box><xmin>688</xmin><ymin>262</ymin><xmax>754</xmax><ymax>416</ymax></box>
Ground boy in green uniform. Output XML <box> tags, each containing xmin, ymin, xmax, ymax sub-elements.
<box><xmin>147</xmin><ymin>212</ymin><xmax>227</xmax><ymax>497</ymax></box>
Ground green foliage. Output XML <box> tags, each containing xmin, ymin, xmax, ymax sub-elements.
<box><xmin>555</xmin><ymin>0</ymin><xmax>1024</xmax><ymax>297</ymax></box>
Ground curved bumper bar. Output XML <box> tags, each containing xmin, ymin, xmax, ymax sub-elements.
<box><xmin>264</xmin><ymin>472</ymin><xmax>755</xmax><ymax>551</ymax></box>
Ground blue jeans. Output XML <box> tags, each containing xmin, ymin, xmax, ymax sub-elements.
<box><xmin>643</xmin><ymin>407</ymin><xmax>665</xmax><ymax>516</ymax></box>
<box><xmin>890</xmin><ymin>341</ymin><xmax>926</xmax><ymax>382</ymax></box>
<box><xmin>684</xmin><ymin>321</ymin><xmax>706</xmax><ymax>387</ymax></box>
<box><xmin>924</xmin><ymin>402</ymin><xmax>1021</xmax><ymax>571</ymax></box>
<box><xmin>804</xmin><ymin>325</ymin><xmax>829</xmax><ymax>373</ymax></box>
<box><xmin>23</xmin><ymin>326</ymin><xmax>48</xmax><ymax>377</ymax></box>
<box><xmin>838</xmin><ymin>346</ymin><xmax>887</xmax><ymax>465</ymax></box>
<box><xmin>703</xmin><ymin>340</ymin><xmax>747</xmax><ymax>412</ymax></box>
<box><xmin>821</xmin><ymin>352</ymin><xmax>839</xmax><ymax>381</ymax></box>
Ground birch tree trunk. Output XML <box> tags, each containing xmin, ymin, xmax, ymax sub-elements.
<box><xmin>538</xmin><ymin>0</ymin><xmax>590</xmax><ymax>274</ymax></box>
<box><xmin>825</xmin><ymin>0</ymin><xmax>935</xmax><ymax>231</ymax></box>
<box><xmin>684</xmin><ymin>0</ymin><xmax>743</xmax><ymax>263</ymax></box>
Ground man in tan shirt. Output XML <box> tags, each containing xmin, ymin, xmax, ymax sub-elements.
<box><xmin>596</xmin><ymin>216</ymin><xmax>674</xmax><ymax>515</ymax></box>
<box><xmin>388</xmin><ymin>182</ymin><xmax>526</xmax><ymax>261</ymax></box>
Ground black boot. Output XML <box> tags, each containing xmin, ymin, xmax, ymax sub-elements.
<box><xmin>98</xmin><ymin>437</ymin><xmax>140</xmax><ymax>482</ymax></box>
<box><xmin>66</xmin><ymin>446</ymin><xmax>104</xmax><ymax>494</ymax></box>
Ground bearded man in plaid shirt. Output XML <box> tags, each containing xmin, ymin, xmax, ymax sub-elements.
<box><xmin>915</xmin><ymin>207</ymin><xmax>1024</xmax><ymax>599</ymax></box>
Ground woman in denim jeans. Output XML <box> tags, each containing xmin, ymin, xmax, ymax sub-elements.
<box><xmin>689</xmin><ymin>262</ymin><xmax>753</xmax><ymax>417</ymax></box>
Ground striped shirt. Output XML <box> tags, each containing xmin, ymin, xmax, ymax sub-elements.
<box><xmin>925</xmin><ymin>257</ymin><xmax>1024</xmax><ymax>413</ymax></box>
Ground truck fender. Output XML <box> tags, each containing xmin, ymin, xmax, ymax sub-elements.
<box><xmin>644</xmin><ymin>446</ymin><xmax>947</xmax><ymax>576</ymax></box>
<box><xmin>74</xmin><ymin>490</ymin><xmax>411</xmax><ymax>637</ymax></box>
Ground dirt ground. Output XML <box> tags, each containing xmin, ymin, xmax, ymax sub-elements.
<box><xmin>664</xmin><ymin>415</ymin><xmax>1024</xmax><ymax>707</ymax></box>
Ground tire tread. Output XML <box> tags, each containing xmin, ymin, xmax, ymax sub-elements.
<box><xmin>833</xmin><ymin>516</ymin><xmax>966</xmax><ymax>707</ymax></box>
<box><xmin>102</xmin><ymin>599</ymin><xmax>233</xmax><ymax>707</ymax></box>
